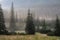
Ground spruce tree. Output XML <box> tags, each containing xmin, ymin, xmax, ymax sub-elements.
<box><xmin>25</xmin><ymin>9</ymin><xmax>35</xmax><ymax>34</ymax></box>
<box><xmin>36</xmin><ymin>17</ymin><xmax>40</xmax><ymax>32</ymax></box>
<box><xmin>9</xmin><ymin>2</ymin><xmax>16</xmax><ymax>33</ymax></box>
<box><xmin>55</xmin><ymin>15</ymin><xmax>60</xmax><ymax>36</ymax></box>
<box><xmin>42</xmin><ymin>19</ymin><xmax>46</xmax><ymax>30</ymax></box>
<box><xmin>0</xmin><ymin>4</ymin><xmax>8</xmax><ymax>34</ymax></box>
<box><xmin>42</xmin><ymin>19</ymin><xmax>47</xmax><ymax>33</ymax></box>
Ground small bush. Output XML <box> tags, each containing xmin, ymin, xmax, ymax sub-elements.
<box><xmin>47</xmin><ymin>32</ymin><xmax>55</xmax><ymax>36</ymax></box>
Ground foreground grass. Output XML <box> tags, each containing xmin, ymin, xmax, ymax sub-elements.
<box><xmin>0</xmin><ymin>33</ymin><xmax>60</xmax><ymax>40</ymax></box>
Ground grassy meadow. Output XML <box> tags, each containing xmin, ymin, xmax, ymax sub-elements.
<box><xmin>0</xmin><ymin>33</ymin><xmax>60</xmax><ymax>40</ymax></box>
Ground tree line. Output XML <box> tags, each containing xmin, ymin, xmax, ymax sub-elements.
<box><xmin>0</xmin><ymin>3</ymin><xmax>60</xmax><ymax>36</ymax></box>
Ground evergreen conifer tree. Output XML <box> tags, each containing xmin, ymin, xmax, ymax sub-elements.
<box><xmin>0</xmin><ymin>4</ymin><xmax>8</xmax><ymax>34</ymax></box>
<box><xmin>25</xmin><ymin>9</ymin><xmax>35</xmax><ymax>34</ymax></box>
<box><xmin>55</xmin><ymin>15</ymin><xmax>60</xmax><ymax>36</ymax></box>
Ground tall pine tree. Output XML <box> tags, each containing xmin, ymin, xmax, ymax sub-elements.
<box><xmin>36</xmin><ymin>16</ymin><xmax>40</xmax><ymax>32</ymax></box>
<box><xmin>9</xmin><ymin>2</ymin><xmax>16</xmax><ymax>33</ymax></box>
<box><xmin>55</xmin><ymin>15</ymin><xmax>60</xmax><ymax>36</ymax></box>
<box><xmin>0</xmin><ymin>4</ymin><xmax>8</xmax><ymax>34</ymax></box>
<box><xmin>42</xmin><ymin>19</ymin><xmax>46</xmax><ymax>30</ymax></box>
<box><xmin>25</xmin><ymin>9</ymin><xmax>35</xmax><ymax>34</ymax></box>
<box><xmin>41</xmin><ymin>19</ymin><xmax>47</xmax><ymax>33</ymax></box>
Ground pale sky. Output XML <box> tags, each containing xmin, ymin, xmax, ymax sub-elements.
<box><xmin>0</xmin><ymin>0</ymin><xmax>60</xmax><ymax>20</ymax></box>
<box><xmin>1</xmin><ymin>0</ymin><xmax>60</xmax><ymax>8</ymax></box>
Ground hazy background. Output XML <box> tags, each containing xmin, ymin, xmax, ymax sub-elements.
<box><xmin>0</xmin><ymin>0</ymin><xmax>60</xmax><ymax>30</ymax></box>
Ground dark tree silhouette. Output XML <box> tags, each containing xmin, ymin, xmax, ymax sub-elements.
<box><xmin>36</xmin><ymin>17</ymin><xmax>40</xmax><ymax>32</ymax></box>
<box><xmin>55</xmin><ymin>15</ymin><xmax>60</xmax><ymax>36</ymax></box>
<box><xmin>40</xmin><ymin>19</ymin><xmax>47</xmax><ymax>33</ymax></box>
<box><xmin>42</xmin><ymin>19</ymin><xmax>46</xmax><ymax>30</ymax></box>
<box><xmin>0</xmin><ymin>4</ymin><xmax>8</xmax><ymax>34</ymax></box>
<box><xmin>25</xmin><ymin>9</ymin><xmax>35</xmax><ymax>34</ymax></box>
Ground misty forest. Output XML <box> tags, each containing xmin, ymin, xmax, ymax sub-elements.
<box><xmin>0</xmin><ymin>2</ymin><xmax>60</xmax><ymax>36</ymax></box>
<box><xmin>0</xmin><ymin>0</ymin><xmax>60</xmax><ymax>40</ymax></box>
